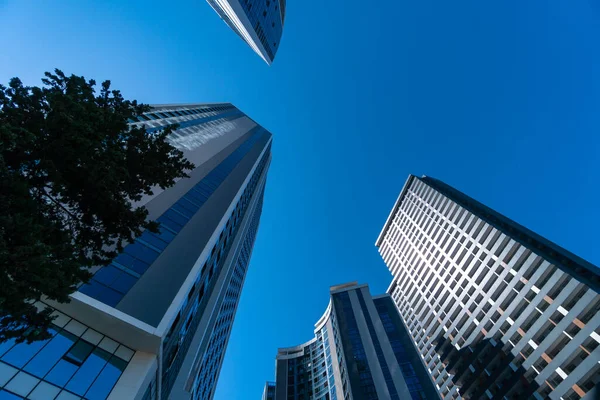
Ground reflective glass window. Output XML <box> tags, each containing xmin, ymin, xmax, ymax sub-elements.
<box><xmin>160</xmin><ymin>210</ymin><xmax>189</xmax><ymax>228</ymax></box>
<box><xmin>110</xmin><ymin>273</ymin><xmax>137</xmax><ymax>294</ymax></box>
<box><xmin>56</xmin><ymin>390</ymin><xmax>81</xmax><ymax>399</ymax></box>
<box><xmin>78</xmin><ymin>282</ymin><xmax>121</xmax><ymax>307</ymax></box>
<box><xmin>154</xmin><ymin>227</ymin><xmax>176</xmax><ymax>244</ymax></box>
<box><xmin>24</xmin><ymin>330</ymin><xmax>77</xmax><ymax>378</ymax></box>
<box><xmin>0</xmin><ymin>341</ymin><xmax>15</xmax><ymax>359</ymax></box>
<box><xmin>0</xmin><ymin>390</ymin><xmax>21</xmax><ymax>399</ymax></box>
<box><xmin>64</xmin><ymin>341</ymin><xmax>93</xmax><ymax>366</ymax></box>
<box><xmin>28</xmin><ymin>381</ymin><xmax>61</xmax><ymax>400</ymax></box>
<box><xmin>84</xmin><ymin>357</ymin><xmax>126</xmax><ymax>400</ymax></box>
<box><xmin>138</xmin><ymin>232</ymin><xmax>168</xmax><ymax>251</ymax></box>
<box><xmin>175</xmin><ymin>198</ymin><xmax>199</xmax><ymax>215</ymax></box>
<box><xmin>45</xmin><ymin>359</ymin><xmax>78</xmax><ymax>387</ymax></box>
<box><xmin>200</xmin><ymin>179</ymin><xmax>218</xmax><ymax>191</ymax></box>
<box><xmin>0</xmin><ymin>363</ymin><xmax>18</xmax><ymax>386</ymax></box>
<box><xmin>92</xmin><ymin>266</ymin><xmax>121</xmax><ymax>287</ymax></box>
<box><xmin>194</xmin><ymin>185</ymin><xmax>213</xmax><ymax>198</ymax></box>
<box><xmin>156</xmin><ymin>215</ymin><xmax>183</xmax><ymax>233</ymax></box>
<box><xmin>113</xmin><ymin>255</ymin><xmax>147</xmax><ymax>276</ymax></box>
<box><xmin>181</xmin><ymin>194</ymin><xmax>202</xmax><ymax>208</ymax></box>
<box><xmin>123</xmin><ymin>242</ymin><xmax>159</xmax><ymax>266</ymax></box>
<box><xmin>4</xmin><ymin>371</ymin><xmax>39</xmax><ymax>397</ymax></box>
<box><xmin>65</xmin><ymin>348</ymin><xmax>110</xmax><ymax>396</ymax></box>
<box><xmin>170</xmin><ymin>204</ymin><xmax>194</xmax><ymax>219</ymax></box>
<box><xmin>186</xmin><ymin>190</ymin><xmax>207</xmax><ymax>204</ymax></box>
<box><xmin>2</xmin><ymin>337</ymin><xmax>49</xmax><ymax>369</ymax></box>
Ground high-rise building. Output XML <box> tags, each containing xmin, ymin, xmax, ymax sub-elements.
<box><xmin>206</xmin><ymin>0</ymin><xmax>285</xmax><ymax>65</ymax></box>
<box><xmin>266</xmin><ymin>282</ymin><xmax>439</xmax><ymax>400</ymax></box>
<box><xmin>262</xmin><ymin>382</ymin><xmax>276</xmax><ymax>400</ymax></box>
<box><xmin>376</xmin><ymin>175</ymin><xmax>600</xmax><ymax>400</ymax></box>
<box><xmin>0</xmin><ymin>104</ymin><xmax>272</xmax><ymax>400</ymax></box>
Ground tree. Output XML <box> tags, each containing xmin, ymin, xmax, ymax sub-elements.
<box><xmin>0</xmin><ymin>69</ymin><xmax>194</xmax><ymax>343</ymax></box>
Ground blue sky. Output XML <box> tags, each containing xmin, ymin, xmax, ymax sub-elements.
<box><xmin>1</xmin><ymin>0</ymin><xmax>599</xmax><ymax>398</ymax></box>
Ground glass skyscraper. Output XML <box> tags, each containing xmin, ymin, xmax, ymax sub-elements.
<box><xmin>262</xmin><ymin>382</ymin><xmax>276</xmax><ymax>400</ymax></box>
<box><xmin>377</xmin><ymin>175</ymin><xmax>599</xmax><ymax>400</ymax></box>
<box><xmin>0</xmin><ymin>104</ymin><xmax>272</xmax><ymax>400</ymax></box>
<box><xmin>206</xmin><ymin>0</ymin><xmax>285</xmax><ymax>65</ymax></box>
<box><xmin>266</xmin><ymin>283</ymin><xmax>439</xmax><ymax>400</ymax></box>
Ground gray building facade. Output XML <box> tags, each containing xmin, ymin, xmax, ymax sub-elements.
<box><xmin>206</xmin><ymin>0</ymin><xmax>285</xmax><ymax>65</ymax></box>
<box><xmin>0</xmin><ymin>104</ymin><xmax>272</xmax><ymax>400</ymax></box>
<box><xmin>267</xmin><ymin>283</ymin><xmax>438</xmax><ymax>400</ymax></box>
<box><xmin>376</xmin><ymin>175</ymin><xmax>600</xmax><ymax>400</ymax></box>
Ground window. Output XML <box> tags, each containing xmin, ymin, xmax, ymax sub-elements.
<box><xmin>63</xmin><ymin>340</ymin><xmax>94</xmax><ymax>366</ymax></box>
<box><xmin>188</xmin><ymin>284</ymin><xmax>196</xmax><ymax>301</ymax></box>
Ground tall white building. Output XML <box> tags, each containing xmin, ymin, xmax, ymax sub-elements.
<box><xmin>376</xmin><ymin>175</ymin><xmax>599</xmax><ymax>400</ymax></box>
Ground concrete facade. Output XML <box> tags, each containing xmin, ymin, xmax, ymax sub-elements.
<box><xmin>0</xmin><ymin>104</ymin><xmax>272</xmax><ymax>400</ymax></box>
<box><xmin>376</xmin><ymin>175</ymin><xmax>600</xmax><ymax>400</ymax></box>
<box><xmin>266</xmin><ymin>283</ymin><xmax>438</xmax><ymax>400</ymax></box>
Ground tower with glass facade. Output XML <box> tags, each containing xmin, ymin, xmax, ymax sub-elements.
<box><xmin>376</xmin><ymin>175</ymin><xmax>600</xmax><ymax>400</ymax></box>
<box><xmin>266</xmin><ymin>283</ymin><xmax>438</xmax><ymax>400</ymax></box>
<box><xmin>206</xmin><ymin>0</ymin><xmax>285</xmax><ymax>65</ymax></box>
<box><xmin>262</xmin><ymin>382</ymin><xmax>276</xmax><ymax>400</ymax></box>
<box><xmin>0</xmin><ymin>104</ymin><xmax>272</xmax><ymax>400</ymax></box>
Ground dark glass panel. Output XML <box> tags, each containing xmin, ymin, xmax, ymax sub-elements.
<box><xmin>63</xmin><ymin>340</ymin><xmax>94</xmax><ymax>366</ymax></box>
<box><xmin>154</xmin><ymin>227</ymin><xmax>176</xmax><ymax>244</ymax></box>
<box><xmin>123</xmin><ymin>242</ymin><xmax>160</xmax><ymax>266</ymax></box>
<box><xmin>171</xmin><ymin>203</ymin><xmax>194</xmax><ymax>219</ymax></box>
<box><xmin>176</xmin><ymin>197</ymin><xmax>200</xmax><ymax>214</ymax></box>
<box><xmin>181</xmin><ymin>194</ymin><xmax>203</xmax><ymax>208</ymax></box>
<box><xmin>110</xmin><ymin>272</ymin><xmax>137</xmax><ymax>294</ymax></box>
<box><xmin>185</xmin><ymin>191</ymin><xmax>207</xmax><ymax>205</ymax></box>
<box><xmin>138</xmin><ymin>232</ymin><xmax>169</xmax><ymax>251</ymax></box>
<box><xmin>78</xmin><ymin>282</ymin><xmax>122</xmax><ymax>308</ymax></box>
<box><xmin>156</xmin><ymin>215</ymin><xmax>183</xmax><ymax>234</ymax></box>
<box><xmin>160</xmin><ymin>209</ymin><xmax>189</xmax><ymax>228</ymax></box>
<box><xmin>92</xmin><ymin>266</ymin><xmax>121</xmax><ymax>287</ymax></box>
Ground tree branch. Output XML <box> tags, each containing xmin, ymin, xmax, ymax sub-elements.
<box><xmin>40</xmin><ymin>187</ymin><xmax>77</xmax><ymax>221</ymax></box>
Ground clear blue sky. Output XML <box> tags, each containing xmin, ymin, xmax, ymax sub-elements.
<box><xmin>1</xmin><ymin>0</ymin><xmax>599</xmax><ymax>398</ymax></box>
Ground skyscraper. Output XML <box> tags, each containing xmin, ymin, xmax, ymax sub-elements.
<box><xmin>206</xmin><ymin>0</ymin><xmax>285</xmax><ymax>65</ymax></box>
<box><xmin>376</xmin><ymin>175</ymin><xmax>600</xmax><ymax>400</ymax></box>
<box><xmin>262</xmin><ymin>382</ymin><xmax>276</xmax><ymax>400</ymax></box>
<box><xmin>266</xmin><ymin>282</ymin><xmax>439</xmax><ymax>400</ymax></box>
<box><xmin>0</xmin><ymin>104</ymin><xmax>272</xmax><ymax>400</ymax></box>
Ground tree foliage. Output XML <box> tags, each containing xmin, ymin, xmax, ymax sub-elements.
<box><xmin>0</xmin><ymin>69</ymin><xmax>194</xmax><ymax>343</ymax></box>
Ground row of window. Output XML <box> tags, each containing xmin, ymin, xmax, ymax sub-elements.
<box><xmin>129</xmin><ymin>105</ymin><xmax>233</xmax><ymax>123</ymax></box>
<box><xmin>193</xmin><ymin>191</ymin><xmax>264</xmax><ymax>400</ymax></box>
<box><xmin>79</xmin><ymin>126</ymin><xmax>267</xmax><ymax>307</ymax></box>
<box><xmin>356</xmin><ymin>291</ymin><xmax>399</xmax><ymax>400</ymax></box>
<box><xmin>337</xmin><ymin>292</ymin><xmax>378</xmax><ymax>400</ymax></box>
<box><xmin>144</xmin><ymin>111</ymin><xmax>243</xmax><ymax>136</ymax></box>
<box><xmin>160</xmin><ymin>140</ymin><xmax>271</xmax><ymax>399</ymax></box>
<box><xmin>384</xmin><ymin>178</ymin><xmax>599</xmax><ymax>400</ymax></box>
<box><xmin>374</xmin><ymin>300</ymin><xmax>429</xmax><ymax>400</ymax></box>
<box><xmin>241</xmin><ymin>0</ymin><xmax>281</xmax><ymax>61</ymax></box>
<box><xmin>0</xmin><ymin>308</ymin><xmax>132</xmax><ymax>400</ymax></box>
<box><xmin>282</xmin><ymin>326</ymin><xmax>336</xmax><ymax>400</ymax></box>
